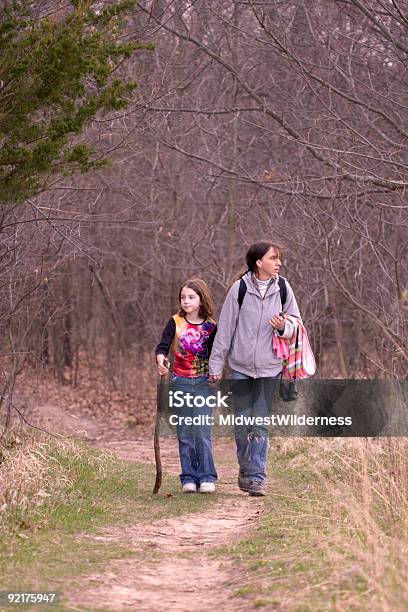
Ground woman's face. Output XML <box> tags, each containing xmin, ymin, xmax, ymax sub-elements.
<box><xmin>256</xmin><ymin>247</ymin><xmax>281</xmax><ymax>278</ymax></box>
<box><xmin>180</xmin><ymin>287</ymin><xmax>201</xmax><ymax>315</ymax></box>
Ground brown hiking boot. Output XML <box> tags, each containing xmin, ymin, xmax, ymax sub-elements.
<box><xmin>238</xmin><ymin>469</ymin><xmax>249</xmax><ymax>492</ymax></box>
<box><xmin>248</xmin><ymin>480</ymin><xmax>267</xmax><ymax>497</ymax></box>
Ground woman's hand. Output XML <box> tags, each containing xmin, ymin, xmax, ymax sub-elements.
<box><xmin>156</xmin><ymin>355</ymin><xmax>170</xmax><ymax>376</ymax></box>
<box><xmin>269</xmin><ymin>313</ymin><xmax>285</xmax><ymax>331</ymax></box>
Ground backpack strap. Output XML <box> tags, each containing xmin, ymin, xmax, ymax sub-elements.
<box><xmin>278</xmin><ymin>276</ymin><xmax>287</xmax><ymax>310</ymax></box>
<box><xmin>238</xmin><ymin>278</ymin><xmax>247</xmax><ymax>310</ymax></box>
<box><xmin>238</xmin><ymin>276</ymin><xmax>287</xmax><ymax>310</ymax></box>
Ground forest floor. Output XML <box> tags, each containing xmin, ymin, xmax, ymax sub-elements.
<box><xmin>68</xmin><ymin>439</ymin><xmax>263</xmax><ymax>611</ymax></box>
<box><xmin>9</xmin><ymin>400</ymin><xmax>268</xmax><ymax>611</ymax></box>
<box><xmin>2</xmin><ymin>370</ymin><xmax>407</xmax><ymax>611</ymax></box>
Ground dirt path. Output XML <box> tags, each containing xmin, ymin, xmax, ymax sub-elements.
<box><xmin>27</xmin><ymin>404</ymin><xmax>265</xmax><ymax>611</ymax></box>
<box><xmin>65</xmin><ymin>438</ymin><xmax>263</xmax><ymax>611</ymax></box>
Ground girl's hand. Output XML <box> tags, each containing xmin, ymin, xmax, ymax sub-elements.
<box><xmin>156</xmin><ymin>355</ymin><xmax>170</xmax><ymax>376</ymax></box>
<box><xmin>269</xmin><ymin>313</ymin><xmax>285</xmax><ymax>331</ymax></box>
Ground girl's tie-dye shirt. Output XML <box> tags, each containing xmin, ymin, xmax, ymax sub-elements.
<box><xmin>155</xmin><ymin>314</ymin><xmax>217</xmax><ymax>377</ymax></box>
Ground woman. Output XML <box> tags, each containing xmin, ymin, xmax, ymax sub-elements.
<box><xmin>209</xmin><ymin>241</ymin><xmax>301</xmax><ymax>496</ymax></box>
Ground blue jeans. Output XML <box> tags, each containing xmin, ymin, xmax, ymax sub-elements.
<box><xmin>231</xmin><ymin>370</ymin><xmax>280</xmax><ymax>483</ymax></box>
<box><xmin>171</xmin><ymin>375</ymin><xmax>217</xmax><ymax>486</ymax></box>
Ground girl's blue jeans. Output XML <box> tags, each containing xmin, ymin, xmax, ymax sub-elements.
<box><xmin>171</xmin><ymin>375</ymin><xmax>217</xmax><ymax>486</ymax></box>
<box><xmin>231</xmin><ymin>369</ymin><xmax>280</xmax><ymax>483</ymax></box>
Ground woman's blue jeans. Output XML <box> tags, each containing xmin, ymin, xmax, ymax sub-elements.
<box><xmin>231</xmin><ymin>369</ymin><xmax>280</xmax><ymax>483</ymax></box>
<box><xmin>171</xmin><ymin>375</ymin><xmax>217</xmax><ymax>486</ymax></box>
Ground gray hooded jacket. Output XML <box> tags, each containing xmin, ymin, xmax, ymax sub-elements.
<box><xmin>209</xmin><ymin>272</ymin><xmax>301</xmax><ymax>378</ymax></box>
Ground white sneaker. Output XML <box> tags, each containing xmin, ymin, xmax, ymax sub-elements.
<box><xmin>182</xmin><ymin>482</ymin><xmax>197</xmax><ymax>493</ymax></box>
<box><xmin>199</xmin><ymin>482</ymin><xmax>216</xmax><ymax>494</ymax></box>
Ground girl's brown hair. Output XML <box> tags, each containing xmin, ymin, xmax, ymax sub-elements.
<box><xmin>178</xmin><ymin>278</ymin><xmax>214</xmax><ymax>319</ymax></box>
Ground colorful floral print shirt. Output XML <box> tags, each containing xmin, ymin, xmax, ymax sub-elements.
<box><xmin>155</xmin><ymin>314</ymin><xmax>217</xmax><ymax>377</ymax></box>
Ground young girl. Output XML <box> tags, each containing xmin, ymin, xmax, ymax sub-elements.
<box><xmin>155</xmin><ymin>279</ymin><xmax>218</xmax><ymax>493</ymax></box>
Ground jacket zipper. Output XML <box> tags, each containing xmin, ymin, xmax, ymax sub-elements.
<box><xmin>253</xmin><ymin>300</ymin><xmax>264</xmax><ymax>378</ymax></box>
<box><xmin>253</xmin><ymin>278</ymin><xmax>275</xmax><ymax>378</ymax></box>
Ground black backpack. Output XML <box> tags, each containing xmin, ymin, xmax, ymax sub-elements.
<box><xmin>237</xmin><ymin>276</ymin><xmax>287</xmax><ymax>311</ymax></box>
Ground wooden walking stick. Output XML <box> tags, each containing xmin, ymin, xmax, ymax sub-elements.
<box><xmin>153</xmin><ymin>358</ymin><xmax>169</xmax><ymax>494</ymax></box>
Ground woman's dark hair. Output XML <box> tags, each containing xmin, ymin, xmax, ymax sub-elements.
<box><xmin>245</xmin><ymin>241</ymin><xmax>284</xmax><ymax>274</ymax></box>
<box><xmin>178</xmin><ymin>278</ymin><xmax>214</xmax><ymax>319</ymax></box>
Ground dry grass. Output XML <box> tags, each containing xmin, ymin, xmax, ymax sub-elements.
<box><xmin>315</xmin><ymin>437</ymin><xmax>408</xmax><ymax>610</ymax></box>
<box><xmin>280</xmin><ymin>437</ymin><xmax>408</xmax><ymax>609</ymax></box>
<box><xmin>219</xmin><ymin>437</ymin><xmax>408</xmax><ymax>611</ymax></box>
<box><xmin>0</xmin><ymin>431</ymin><xmax>114</xmax><ymax>536</ymax></box>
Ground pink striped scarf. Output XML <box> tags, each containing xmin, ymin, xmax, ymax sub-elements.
<box><xmin>273</xmin><ymin>316</ymin><xmax>316</xmax><ymax>380</ymax></box>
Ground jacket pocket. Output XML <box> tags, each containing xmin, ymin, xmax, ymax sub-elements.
<box><xmin>255</xmin><ymin>344</ymin><xmax>281</xmax><ymax>367</ymax></box>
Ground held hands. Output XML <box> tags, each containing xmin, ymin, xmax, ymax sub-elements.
<box><xmin>156</xmin><ymin>355</ymin><xmax>170</xmax><ymax>377</ymax></box>
<box><xmin>269</xmin><ymin>313</ymin><xmax>285</xmax><ymax>332</ymax></box>
<box><xmin>208</xmin><ymin>374</ymin><xmax>222</xmax><ymax>383</ymax></box>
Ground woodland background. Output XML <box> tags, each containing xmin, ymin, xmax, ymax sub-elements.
<box><xmin>1</xmin><ymin>0</ymin><xmax>408</xmax><ymax>431</ymax></box>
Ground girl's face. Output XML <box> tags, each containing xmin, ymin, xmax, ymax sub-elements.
<box><xmin>180</xmin><ymin>287</ymin><xmax>201</xmax><ymax>316</ymax></box>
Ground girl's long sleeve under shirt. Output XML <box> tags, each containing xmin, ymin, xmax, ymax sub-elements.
<box><xmin>155</xmin><ymin>317</ymin><xmax>177</xmax><ymax>357</ymax></box>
